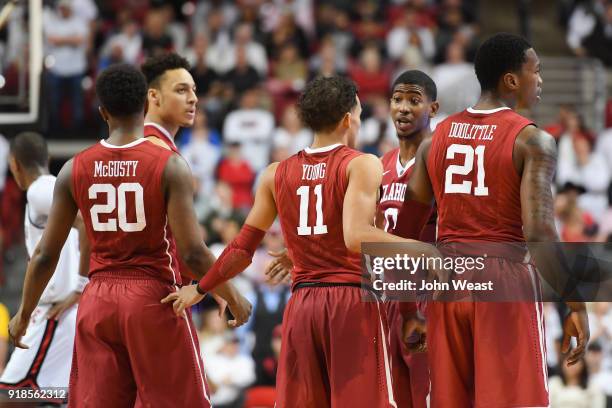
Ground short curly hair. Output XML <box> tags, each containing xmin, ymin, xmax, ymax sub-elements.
<box><xmin>96</xmin><ymin>64</ymin><xmax>147</xmax><ymax>117</ymax></box>
<box><xmin>297</xmin><ymin>76</ymin><xmax>358</xmax><ymax>132</ymax></box>
<box><xmin>474</xmin><ymin>33</ymin><xmax>532</xmax><ymax>91</ymax></box>
<box><xmin>141</xmin><ymin>52</ymin><xmax>191</xmax><ymax>89</ymax></box>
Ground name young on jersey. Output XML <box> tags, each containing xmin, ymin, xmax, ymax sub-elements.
<box><xmin>302</xmin><ymin>163</ymin><xmax>326</xmax><ymax>180</ymax></box>
<box><xmin>380</xmin><ymin>182</ymin><xmax>407</xmax><ymax>203</ymax></box>
<box><xmin>94</xmin><ymin>161</ymin><xmax>139</xmax><ymax>177</ymax></box>
<box><xmin>449</xmin><ymin>122</ymin><xmax>496</xmax><ymax>141</ymax></box>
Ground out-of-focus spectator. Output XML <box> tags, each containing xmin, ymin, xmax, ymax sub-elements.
<box><xmin>141</xmin><ymin>7</ymin><xmax>173</xmax><ymax>57</ymax></box>
<box><xmin>596</xmin><ymin>125</ymin><xmax>612</xmax><ymax>174</ymax></box>
<box><xmin>43</xmin><ymin>0</ymin><xmax>89</xmax><ymax>131</ymax></box>
<box><xmin>265</xmin><ymin>13</ymin><xmax>309</xmax><ymax>61</ymax></box>
<box><xmin>224</xmin><ymin>46</ymin><xmax>261</xmax><ymax>96</ymax></box>
<box><xmin>557</xmin><ymin>112</ymin><xmax>610</xmax><ymax>221</ymax></box>
<box><xmin>185</xmin><ymin>33</ymin><xmax>222</xmax><ymax>97</ymax></box>
<box><xmin>308</xmin><ymin>36</ymin><xmax>346</xmax><ymax>78</ymax></box>
<box><xmin>568</xmin><ymin>0</ymin><xmax>612</xmax><ymax>65</ymax></box>
<box><xmin>271</xmin><ymin>43</ymin><xmax>307</xmax><ymax>85</ymax></box>
<box><xmin>216</xmin><ymin>143</ymin><xmax>256</xmax><ymax>211</ymax></box>
<box><xmin>554</xmin><ymin>186</ymin><xmax>600</xmax><ymax>242</ymax></box>
<box><xmin>181</xmin><ymin>109</ymin><xmax>221</xmax><ymax>200</ymax></box>
<box><xmin>99</xmin><ymin>20</ymin><xmax>142</xmax><ymax>67</ymax></box>
<box><xmin>349</xmin><ymin>44</ymin><xmax>392</xmax><ymax>103</ymax></box>
<box><xmin>272</xmin><ymin>104</ymin><xmax>312</xmax><ymax>156</ymax></box>
<box><xmin>386</xmin><ymin>5</ymin><xmax>436</xmax><ymax>63</ymax></box>
<box><xmin>549</xmin><ymin>357</ymin><xmax>606</xmax><ymax>408</ymax></box>
<box><xmin>585</xmin><ymin>342</ymin><xmax>612</xmax><ymax>398</ymax></box>
<box><xmin>357</xmin><ymin>96</ymin><xmax>396</xmax><ymax>155</ymax></box>
<box><xmin>544</xmin><ymin>303</ymin><xmax>563</xmax><ymax>377</ymax></box>
<box><xmin>544</xmin><ymin>104</ymin><xmax>578</xmax><ymax>140</ymax></box>
<box><xmin>199</xmin><ymin>305</ymin><xmax>229</xmax><ymax>359</ymax></box>
<box><xmin>223</xmin><ymin>89</ymin><xmax>275</xmax><ymax>172</ymax></box>
<box><xmin>434</xmin><ymin>0</ymin><xmax>478</xmax><ymax>63</ymax></box>
<box><xmin>587</xmin><ymin>303</ymin><xmax>612</xmax><ymax>369</ymax></box>
<box><xmin>432</xmin><ymin>41</ymin><xmax>480</xmax><ymax>115</ymax></box>
<box><xmin>0</xmin><ymin>302</ymin><xmax>9</xmax><ymax>375</ymax></box>
<box><xmin>206</xmin><ymin>331</ymin><xmax>256</xmax><ymax>408</ymax></box>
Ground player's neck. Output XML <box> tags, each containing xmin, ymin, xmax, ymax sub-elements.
<box><xmin>398</xmin><ymin>128</ymin><xmax>429</xmax><ymax>165</ymax></box>
<box><xmin>473</xmin><ymin>92</ymin><xmax>516</xmax><ymax>111</ymax></box>
<box><xmin>107</xmin><ymin>121</ymin><xmax>145</xmax><ymax>146</ymax></box>
<box><xmin>144</xmin><ymin>112</ymin><xmax>178</xmax><ymax>138</ymax></box>
<box><xmin>24</xmin><ymin>168</ymin><xmax>49</xmax><ymax>190</ymax></box>
<box><xmin>310</xmin><ymin>133</ymin><xmax>345</xmax><ymax>149</ymax></box>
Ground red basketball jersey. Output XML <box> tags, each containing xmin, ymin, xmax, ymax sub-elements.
<box><xmin>274</xmin><ymin>144</ymin><xmax>365</xmax><ymax>286</ymax></box>
<box><xmin>427</xmin><ymin>107</ymin><xmax>534</xmax><ymax>243</ymax></box>
<box><xmin>72</xmin><ymin>138</ymin><xmax>181</xmax><ymax>284</ymax></box>
<box><xmin>144</xmin><ymin>122</ymin><xmax>180</xmax><ymax>154</ymax></box>
<box><xmin>376</xmin><ymin>148</ymin><xmax>436</xmax><ymax>242</ymax></box>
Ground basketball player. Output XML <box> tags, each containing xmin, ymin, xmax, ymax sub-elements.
<box><xmin>397</xmin><ymin>33</ymin><xmax>590</xmax><ymax>407</ymax></box>
<box><xmin>163</xmin><ymin>76</ymin><xmax>438</xmax><ymax>407</ymax></box>
<box><xmin>264</xmin><ymin>70</ymin><xmax>440</xmax><ymax>408</ymax></box>
<box><xmin>0</xmin><ymin>132</ymin><xmax>88</xmax><ymax>391</ymax></box>
<box><xmin>8</xmin><ymin>64</ymin><xmax>251</xmax><ymax>407</ymax></box>
<box><xmin>376</xmin><ymin>71</ymin><xmax>439</xmax><ymax>408</ymax></box>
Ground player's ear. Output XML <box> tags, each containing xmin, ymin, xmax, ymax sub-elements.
<box><xmin>342</xmin><ymin>111</ymin><xmax>352</xmax><ymax>129</ymax></box>
<box><xmin>502</xmin><ymin>72</ymin><xmax>520</xmax><ymax>91</ymax></box>
<box><xmin>98</xmin><ymin>106</ymin><xmax>109</xmax><ymax>122</ymax></box>
<box><xmin>148</xmin><ymin>88</ymin><xmax>160</xmax><ymax>107</ymax></box>
<box><xmin>429</xmin><ymin>101</ymin><xmax>440</xmax><ymax>118</ymax></box>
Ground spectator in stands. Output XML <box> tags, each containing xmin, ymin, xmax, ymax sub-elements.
<box><xmin>0</xmin><ymin>302</ymin><xmax>8</xmax><ymax>375</ymax></box>
<box><xmin>570</xmin><ymin>0</ymin><xmax>612</xmax><ymax>66</ymax></box>
<box><xmin>357</xmin><ymin>96</ymin><xmax>396</xmax><ymax>155</ymax></box>
<box><xmin>185</xmin><ymin>33</ymin><xmax>222</xmax><ymax>97</ymax></box>
<box><xmin>224</xmin><ymin>45</ymin><xmax>261</xmax><ymax>96</ymax></box>
<box><xmin>432</xmin><ymin>41</ymin><xmax>480</xmax><ymax>115</ymax></box>
<box><xmin>386</xmin><ymin>5</ymin><xmax>436</xmax><ymax>63</ymax></box>
<box><xmin>308</xmin><ymin>36</ymin><xmax>346</xmax><ymax>79</ymax></box>
<box><xmin>587</xmin><ymin>303</ymin><xmax>612</xmax><ymax>368</ymax></box>
<box><xmin>549</xmin><ymin>357</ymin><xmax>606</xmax><ymax>407</ymax></box>
<box><xmin>544</xmin><ymin>104</ymin><xmax>578</xmax><ymax>140</ymax></box>
<box><xmin>216</xmin><ymin>142</ymin><xmax>256</xmax><ymax>212</ymax></box>
<box><xmin>584</xmin><ymin>342</ymin><xmax>612</xmax><ymax>401</ymax></box>
<box><xmin>556</xmin><ymin>110</ymin><xmax>610</xmax><ymax>220</ymax></box>
<box><xmin>272</xmin><ymin>104</ymin><xmax>312</xmax><ymax>156</ymax></box>
<box><xmin>141</xmin><ymin>7</ymin><xmax>173</xmax><ymax>57</ymax></box>
<box><xmin>43</xmin><ymin>0</ymin><xmax>89</xmax><ymax>132</ymax></box>
<box><xmin>434</xmin><ymin>0</ymin><xmax>478</xmax><ymax>63</ymax></box>
<box><xmin>349</xmin><ymin>44</ymin><xmax>391</xmax><ymax>103</ymax></box>
<box><xmin>554</xmin><ymin>185</ymin><xmax>600</xmax><ymax>241</ymax></box>
<box><xmin>265</xmin><ymin>13</ymin><xmax>309</xmax><ymax>61</ymax></box>
<box><xmin>180</xmin><ymin>109</ymin><xmax>221</xmax><ymax>201</ymax></box>
<box><xmin>198</xmin><ymin>302</ymin><xmax>229</xmax><ymax>359</ymax></box>
<box><xmin>223</xmin><ymin>89</ymin><xmax>275</xmax><ymax>172</ymax></box>
<box><xmin>99</xmin><ymin>20</ymin><xmax>142</xmax><ymax>67</ymax></box>
<box><xmin>205</xmin><ymin>331</ymin><xmax>256</xmax><ymax>408</ymax></box>
<box><xmin>271</xmin><ymin>43</ymin><xmax>308</xmax><ymax>87</ymax></box>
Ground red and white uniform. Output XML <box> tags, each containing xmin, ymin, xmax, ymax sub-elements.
<box><xmin>274</xmin><ymin>143</ymin><xmax>397</xmax><ymax>408</ymax></box>
<box><xmin>376</xmin><ymin>148</ymin><xmax>432</xmax><ymax>408</ymax></box>
<box><xmin>426</xmin><ymin>107</ymin><xmax>548</xmax><ymax>407</ymax></box>
<box><xmin>144</xmin><ymin>122</ymin><xmax>196</xmax><ymax>283</ymax></box>
<box><xmin>69</xmin><ymin>138</ymin><xmax>211</xmax><ymax>407</ymax></box>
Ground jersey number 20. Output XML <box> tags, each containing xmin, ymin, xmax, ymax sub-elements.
<box><xmin>444</xmin><ymin>144</ymin><xmax>489</xmax><ymax>196</ymax></box>
<box><xmin>89</xmin><ymin>183</ymin><xmax>146</xmax><ymax>232</ymax></box>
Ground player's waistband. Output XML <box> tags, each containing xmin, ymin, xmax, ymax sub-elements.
<box><xmin>90</xmin><ymin>270</ymin><xmax>174</xmax><ymax>285</ymax></box>
<box><xmin>293</xmin><ymin>281</ymin><xmax>377</xmax><ymax>295</ymax></box>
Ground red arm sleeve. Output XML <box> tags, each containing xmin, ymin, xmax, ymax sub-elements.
<box><xmin>197</xmin><ymin>224</ymin><xmax>266</xmax><ymax>293</ymax></box>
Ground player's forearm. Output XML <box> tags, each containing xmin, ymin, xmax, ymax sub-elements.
<box><xmin>210</xmin><ymin>281</ymin><xmax>242</xmax><ymax>305</ymax></box>
<box><xmin>181</xmin><ymin>244</ymin><xmax>216</xmax><ymax>279</ymax></box>
<box><xmin>345</xmin><ymin>225</ymin><xmax>431</xmax><ymax>255</ymax></box>
<box><xmin>19</xmin><ymin>249</ymin><xmax>58</xmax><ymax>318</ymax></box>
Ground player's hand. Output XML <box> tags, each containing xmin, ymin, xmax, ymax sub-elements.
<box><xmin>8</xmin><ymin>311</ymin><xmax>30</xmax><ymax>349</ymax></box>
<box><xmin>402</xmin><ymin>315</ymin><xmax>427</xmax><ymax>353</ymax></box>
<box><xmin>211</xmin><ymin>292</ymin><xmax>228</xmax><ymax>319</ymax></box>
<box><xmin>265</xmin><ymin>249</ymin><xmax>293</xmax><ymax>285</ymax></box>
<box><xmin>225</xmin><ymin>293</ymin><xmax>252</xmax><ymax>328</ymax></box>
<box><xmin>161</xmin><ymin>285</ymin><xmax>204</xmax><ymax>316</ymax></box>
<box><xmin>47</xmin><ymin>292</ymin><xmax>81</xmax><ymax>320</ymax></box>
<box><xmin>561</xmin><ymin>307</ymin><xmax>590</xmax><ymax>366</ymax></box>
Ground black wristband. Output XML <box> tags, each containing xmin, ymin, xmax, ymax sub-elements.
<box><xmin>196</xmin><ymin>284</ymin><xmax>206</xmax><ymax>295</ymax></box>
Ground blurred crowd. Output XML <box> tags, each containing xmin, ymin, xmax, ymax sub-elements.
<box><xmin>0</xmin><ymin>0</ymin><xmax>611</xmax><ymax>407</ymax></box>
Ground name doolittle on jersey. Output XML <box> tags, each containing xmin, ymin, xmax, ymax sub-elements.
<box><xmin>94</xmin><ymin>161</ymin><xmax>139</xmax><ymax>177</ymax></box>
<box><xmin>380</xmin><ymin>182</ymin><xmax>407</xmax><ymax>203</ymax></box>
<box><xmin>449</xmin><ymin>122</ymin><xmax>496</xmax><ymax>141</ymax></box>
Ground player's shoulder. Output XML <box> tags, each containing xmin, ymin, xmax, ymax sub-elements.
<box><xmin>514</xmin><ymin>125</ymin><xmax>556</xmax><ymax>155</ymax></box>
<box><xmin>28</xmin><ymin>174</ymin><xmax>56</xmax><ymax>198</ymax></box>
<box><xmin>380</xmin><ymin>147</ymin><xmax>399</xmax><ymax>167</ymax></box>
<box><xmin>347</xmin><ymin>152</ymin><xmax>383</xmax><ymax>174</ymax></box>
